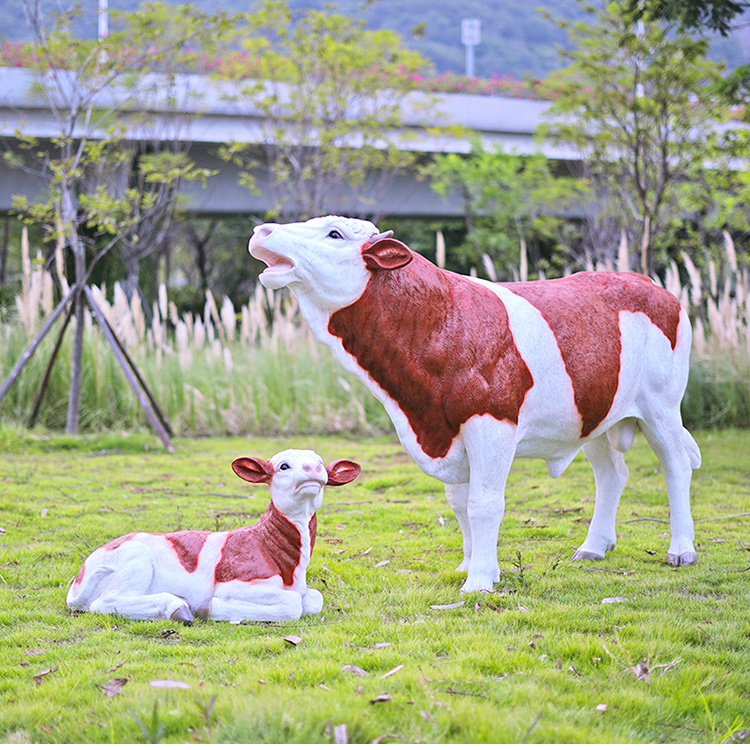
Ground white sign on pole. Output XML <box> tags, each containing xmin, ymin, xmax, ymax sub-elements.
<box><xmin>461</xmin><ymin>18</ymin><xmax>481</xmax><ymax>47</ymax></box>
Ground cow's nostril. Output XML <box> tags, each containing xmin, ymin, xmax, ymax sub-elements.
<box><xmin>254</xmin><ymin>224</ymin><xmax>277</xmax><ymax>239</ymax></box>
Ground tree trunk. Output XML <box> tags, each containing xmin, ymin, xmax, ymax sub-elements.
<box><xmin>63</xmin><ymin>185</ymin><xmax>86</xmax><ymax>435</ymax></box>
<box><xmin>186</xmin><ymin>218</ymin><xmax>218</xmax><ymax>293</ymax></box>
<box><xmin>639</xmin><ymin>213</ymin><xmax>651</xmax><ymax>275</ymax></box>
<box><xmin>123</xmin><ymin>254</ymin><xmax>141</xmax><ymax>301</ymax></box>
<box><xmin>65</xmin><ymin>246</ymin><xmax>86</xmax><ymax>435</ymax></box>
<box><xmin>0</xmin><ymin>216</ymin><xmax>9</xmax><ymax>285</ymax></box>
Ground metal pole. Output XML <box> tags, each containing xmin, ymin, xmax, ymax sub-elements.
<box><xmin>98</xmin><ymin>0</ymin><xmax>108</xmax><ymax>65</ymax></box>
<box><xmin>98</xmin><ymin>0</ymin><xmax>108</xmax><ymax>40</ymax></box>
<box><xmin>466</xmin><ymin>44</ymin><xmax>475</xmax><ymax>78</ymax></box>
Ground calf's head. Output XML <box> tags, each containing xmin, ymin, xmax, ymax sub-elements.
<box><xmin>249</xmin><ymin>215</ymin><xmax>413</xmax><ymax>310</ymax></box>
<box><xmin>232</xmin><ymin>449</ymin><xmax>360</xmax><ymax>521</ymax></box>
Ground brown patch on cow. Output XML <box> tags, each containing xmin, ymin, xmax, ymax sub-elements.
<box><xmin>502</xmin><ymin>272</ymin><xmax>681</xmax><ymax>437</ymax></box>
<box><xmin>309</xmin><ymin>514</ymin><xmax>317</xmax><ymax>553</ymax></box>
<box><xmin>103</xmin><ymin>533</ymin><xmax>136</xmax><ymax>551</ymax></box>
<box><xmin>328</xmin><ymin>252</ymin><xmax>534</xmax><ymax>459</ymax></box>
<box><xmin>74</xmin><ymin>561</ymin><xmax>86</xmax><ymax>585</ymax></box>
<box><xmin>163</xmin><ymin>531</ymin><xmax>211</xmax><ymax>574</ymax></box>
<box><xmin>215</xmin><ymin>504</ymin><xmax>312</xmax><ymax>586</ymax></box>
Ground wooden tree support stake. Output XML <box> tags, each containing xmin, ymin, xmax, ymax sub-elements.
<box><xmin>28</xmin><ymin>295</ymin><xmax>76</xmax><ymax>428</ymax></box>
<box><xmin>0</xmin><ymin>283</ymin><xmax>177</xmax><ymax>452</ymax></box>
<box><xmin>0</xmin><ymin>284</ymin><xmax>78</xmax><ymax>404</ymax></box>
<box><xmin>84</xmin><ymin>287</ymin><xmax>176</xmax><ymax>453</ymax></box>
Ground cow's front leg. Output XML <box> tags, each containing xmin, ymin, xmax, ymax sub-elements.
<box><xmin>444</xmin><ymin>483</ymin><xmax>471</xmax><ymax>572</ymax></box>
<box><xmin>201</xmin><ymin>580</ymin><xmax>304</xmax><ymax>622</ymax></box>
<box><xmin>460</xmin><ymin>417</ymin><xmax>516</xmax><ymax>593</ymax></box>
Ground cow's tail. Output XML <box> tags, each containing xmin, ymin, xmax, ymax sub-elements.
<box><xmin>683</xmin><ymin>428</ymin><xmax>702</xmax><ymax>471</ymax></box>
<box><xmin>66</xmin><ymin>564</ymin><xmax>114</xmax><ymax>611</ymax></box>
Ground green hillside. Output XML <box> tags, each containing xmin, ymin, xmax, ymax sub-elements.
<box><xmin>2</xmin><ymin>0</ymin><xmax>749</xmax><ymax>80</ymax></box>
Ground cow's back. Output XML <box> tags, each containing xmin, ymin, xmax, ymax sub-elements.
<box><xmin>500</xmin><ymin>272</ymin><xmax>683</xmax><ymax>438</ymax></box>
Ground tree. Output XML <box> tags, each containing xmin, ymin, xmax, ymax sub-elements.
<box><xmin>620</xmin><ymin>0</ymin><xmax>748</xmax><ymax>36</ymax></box>
<box><xmin>8</xmin><ymin>0</ymin><xmax>229</xmax><ymax>433</ymax></box>
<box><xmin>424</xmin><ymin>138</ymin><xmax>585</xmax><ymax>278</ymax></box>
<box><xmin>543</xmin><ymin>1</ymin><xmax>726</xmax><ymax>273</ymax></box>
<box><xmin>217</xmin><ymin>0</ymin><xmax>433</xmax><ymax>223</ymax></box>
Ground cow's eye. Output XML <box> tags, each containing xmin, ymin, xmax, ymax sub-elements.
<box><xmin>279</xmin><ymin>462</ymin><xmax>291</xmax><ymax>470</ymax></box>
<box><xmin>327</xmin><ymin>229</ymin><xmax>343</xmax><ymax>239</ymax></box>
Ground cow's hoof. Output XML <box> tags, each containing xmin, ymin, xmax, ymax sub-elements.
<box><xmin>171</xmin><ymin>599</ymin><xmax>194</xmax><ymax>626</ymax></box>
<box><xmin>572</xmin><ymin>549</ymin><xmax>604</xmax><ymax>561</ymax></box>
<box><xmin>667</xmin><ymin>551</ymin><xmax>698</xmax><ymax>566</ymax></box>
<box><xmin>460</xmin><ymin>575</ymin><xmax>495</xmax><ymax>593</ymax></box>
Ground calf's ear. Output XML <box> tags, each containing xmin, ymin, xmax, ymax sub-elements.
<box><xmin>232</xmin><ymin>457</ymin><xmax>274</xmax><ymax>484</ymax></box>
<box><xmin>362</xmin><ymin>238</ymin><xmax>412</xmax><ymax>271</ymax></box>
<box><xmin>325</xmin><ymin>459</ymin><xmax>361</xmax><ymax>486</ymax></box>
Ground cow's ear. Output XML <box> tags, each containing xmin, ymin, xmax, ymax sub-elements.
<box><xmin>362</xmin><ymin>239</ymin><xmax>412</xmax><ymax>271</ymax></box>
<box><xmin>325</xmin><ymin>459</ymin><xmax>361</xmax><ymax>486</ymax></box>
<box><xmin>232</xmin><ymin>457</ymin><xmax>274</xmax><ymax>484</ymax></box>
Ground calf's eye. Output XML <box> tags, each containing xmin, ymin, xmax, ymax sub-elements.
<box><xmin>280</xmin><ymin>462</ymin><xmax>291</xmax><ymax>470</ymax></box>
<box><xmin>327</xmin><ymin>230</ymin><xmax>343</xmax><ymax>239</ymax></box>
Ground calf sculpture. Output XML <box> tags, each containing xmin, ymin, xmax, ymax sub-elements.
<box><xmin>67</xmin><ymin>449</ymin><xmax>360</xmax><ymax>623</ymax></box>
<box><xmin>249</xmin><ymin>216</ymin><xmax>701</xmax><ymax>593</ymax></box>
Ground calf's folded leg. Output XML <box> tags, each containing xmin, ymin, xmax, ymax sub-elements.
<box><xmin>203</xmin><ymin>581</ymin><xmax>304</xmax><ymax>622</ymax></box>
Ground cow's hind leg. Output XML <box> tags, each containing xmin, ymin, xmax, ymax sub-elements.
<box><xmin>84</xmin><ymin>544</ymin><xmax>192</xmax><ymax>623</ymax></box>
<box><xmin>90</xmin><ymin>592</ymin><xmax>193</xmax><ymax>623</ymax></box>
<box><xmin>444</xmin><ymin>483</ymin><xmax>471</xmax><ymax>573</ymax></box>
<box><xmin>574</xmin><ymin>431</ymin><xmax>629</xmax><ymax>561</ymax></box>
<box><xmin>637</xmin><ymin>415</ymin><xmax>699</xmax><ymax>566</ymax></box>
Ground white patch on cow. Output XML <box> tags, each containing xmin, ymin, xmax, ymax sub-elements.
<box><xmin>469</xmin><ymin>277</ymin><xmax>583</xmax><ymax>468</ymax></box>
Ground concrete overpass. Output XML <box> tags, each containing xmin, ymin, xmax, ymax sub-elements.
<box><xmin>0</xmin><ymin>66</ymin><xmax>576</xmax><ymax>218</ymax></box>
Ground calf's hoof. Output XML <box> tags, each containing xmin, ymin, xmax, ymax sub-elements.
<box><xmin>301</xmin><ymin>588</ymin><xmax>323</xmax><ymax>616</ymax></box>
<box><xmin>194</xmin><ymin>598</ymin><xmax>211</xmax><ymax>621</ymax></box>
<box><xmin>170</xmin><ymin>599</ymin><xmax>194</xmax><ymax>626</ymax></box>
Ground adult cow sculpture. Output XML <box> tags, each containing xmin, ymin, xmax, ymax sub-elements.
<box><xmin>249</xmin><ymin>216</ymin><xmax>701</xmax><ymax>593</ymax></box>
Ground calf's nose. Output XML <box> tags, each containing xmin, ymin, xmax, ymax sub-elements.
<box><xmin>302</xmin><ymin>462</ymin><xmax>324</xmax><ymax>476</ymax></box>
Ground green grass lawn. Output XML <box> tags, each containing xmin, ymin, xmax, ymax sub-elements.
<box><xmin>1</xmin><ymin>427</ymin><xmax>749</xmax><ymax>743</ymax></box>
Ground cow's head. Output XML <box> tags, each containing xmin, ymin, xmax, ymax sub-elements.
<box><xmin>232</xmin><ymin>448</ymin><xmax>360</xmax><ymax>521</ymax></box>
<box><xmin>249</xmin><ymin>216</ymin><xmax>413</xmax><ymax>310</ymax></box>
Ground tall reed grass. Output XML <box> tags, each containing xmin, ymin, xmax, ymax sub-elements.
<box><xmin>674</xmin><ymin>236</ymin><xmax>750</xmax><ymax>429</ymax></box>
<box><xmin>1</xmin><ymin>231</ymin><xmax>748</xmax><ymax>435</ymax></box>
<box><xmin>0</xmin><ymin>233</ymin><xmax>389</xmax><ymax>436</ymax></box>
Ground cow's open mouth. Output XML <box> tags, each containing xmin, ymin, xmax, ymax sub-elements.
<box><xmin>250</xmin><ymin>246</ymin><xmax>294</xmax><ymax>274</ymax></box>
